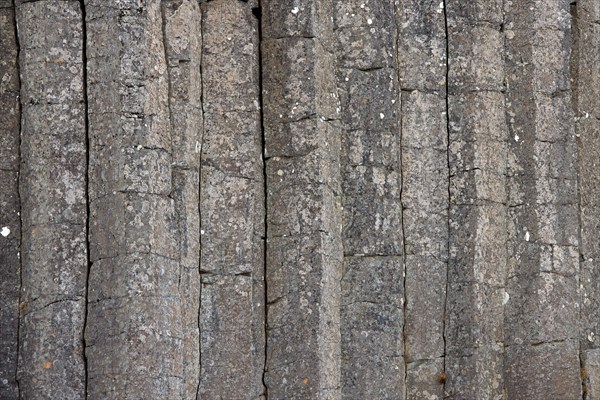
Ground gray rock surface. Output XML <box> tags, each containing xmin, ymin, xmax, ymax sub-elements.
<box><xmin>0</xmin><ymin>2</ymin><xmax>20</xmax><ymax>399</ymax></box>
<box><xmin>262</xmin><ymin>1</ymin><xmax>343</xmax><ymax>398</ymax></box>
<box><xmin>333</xmin><ymin>1</ymin><xmax>404</xmax><ymax>398</ymax></box>
<box><xmin>85</xmin><ymin>0</ymin><xmax>186</xmax><ymax>397</ymax></box>
<box><xmin>199</xmin><ymin>1</ymin><xmax>265</xmax><ymax>398</ymax></box>
<box><xmin>2</xmin><ymin>0</ymin><xmax>597</xmax><ymax>399</ymax></box>
<box><xmin>16</xmin><ymin>1</ymin><xmax>87</xmax><ymax>398</ymax></box>
<box><xmin>399</xmin><ymin>1</ymin><xmax>448</xmax><ymax>398</ymax></box>
<box><xmin>445</xmin><ymin>1</ymin><xmax>507</xmax><ymax>398</ymax></box>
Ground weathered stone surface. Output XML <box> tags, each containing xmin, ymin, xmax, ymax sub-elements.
<box><xmin>162</xmin><ymin>2</ymin><xmax>202</xmax><ymax>397</ymax></box>
<box><xmin>573</xmin><ymin>1</ymin><xmax>600</xmax><ymax>396</ymax></box>
<box><xmin>398</xmin><ymin>1</ymin><xmax>447</xmax><ymax>398</ymax></box>
<box><xmin>333</xmin><ymin>1</ymin><xmax>404</xmax><ymax>398</ymax></box>
<box><xmin>263</xmin><ymin>0</ymin><xmax>343</xmax><ymax>398</ymax></box>
<box><xmin>340</xmin><ymin>256</ymin><xmax>403</xmax><ymax>399</ymax></box>
<box><xmin>16</xmin><ymin>1</ymin><xmax>87</xmax><ymax>398</ymax></box>
<box><xmin>0</xmin><ymin>5</ymin><xmax>20</xmax><ymax>399</ymax></box>
<box><xmin>198</xmin><ymin>1</ymin><xmax>265</xmax><ymax>398</ymax></box>
<box><xmin>445</xmin><ymin>2</ymin><xmax>508</xmax><ymax>398</ymax></box>
<box><xmin>85</xmin><ymin>0</ymin><xmax>187</xmax><ymax>397</ymax></box>
<box><xmin>503</xmin><ymin>1</ymin><xmax>581</xmax><ymax>398</ymax></box>
<box><xmin>5</xmin><ymin>0</ymin><xmax>600</xmax><ymax>398</ymax></box>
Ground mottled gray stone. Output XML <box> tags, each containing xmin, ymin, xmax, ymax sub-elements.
<box><xmin>340</xmin><ymin>256</ymin><xmax>403</xmax><ymax>399</ymax></box>
<box><xmin>575</xmin><ymin>8</ymin><xmax>600</xmax><ymax>394</ymax></box>
<box><xmin>0</xmin><ymin>4</ymin><xmax>20</xmax><ymax>400</ymax></box>
<box><xmin>444</xmin><ymin>2</ymin><xmax>509</xmax><ymax>398</ymax></box>
<box><xmin>398</xmin><ymin>1</ymin><xmax>448</xmax><ymax>398</ymax></box>
<box><xmin>16</xmin><ymin>1</ymin><xmax>87</xmax><ymax>398</ymax></box>
<box><xmin>505</xmin><ymin>341</ymin><xmax>582</xmax><ymax>400</ymax></box>
<box><xmin>502</xmin><ymin>1</ymin><xmax>581</xmax><ymax>398</ymax></box>
<box><xmin>263</xmin><ymin>0</ymin><xmax>343</xmax><ymax>398</ymax></box>
<box><xmin>333</xmin><ymin>2</ymin><xmax>404</xmax><ymax>397</ymax></box>
<box><xmin>162</xmin><ymin>1</ymin><xmax>203</xmax><ymax>397</ymax></box>
<box><xmin>199</xmin><ymin>1</ymin><xmax>265</xmax><ymax>398</ymax></box>
<box><xmin>583</xmin><ymin>349</ymin><xmax>600</xmax><ymax>400</ymax></box>
<box><xmin>85</xmin><ymin>0</ymin><xmax>187</xmax><ymax>398</ymax></box>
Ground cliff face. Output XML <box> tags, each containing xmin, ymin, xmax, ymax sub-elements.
<box><xmin>0</xmin><ymin>0</ymin><xmax>596</xmax><ymax>399</ymax></box>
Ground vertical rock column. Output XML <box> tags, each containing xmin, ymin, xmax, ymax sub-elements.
<box><xmin>333</xmin><ymin>1</ymin><xmax>404</xmax><ymax>398</ymax></box>
<box><xmin>85</xmin><ymin>0</ymin><xmax>185</xmax><ymax>397</ymax></box>
<box><xmin>504</xmin><ymin>1</ymin><xmax>581</xmax><ymax>398</ymax></box>
<box><xmin>573</xmin><ymin>0</ymin><xmax>600</xmax><ymax>397</ymax></box>
<box><xmin>162</xmin><ymin>0</ymin><xmax>202</xmax><ymax>398</ymax></box>
<box><xmin>16</xmin><ymin>0</ymin><xmax>88</xmax><ymax>398</ymax></box>
<box><xmin>198</xmin><ymin>1</ymin><xmax>265</xmax><ymax>398</ymax></box>
<box><xmin>0</xmin><ymin>2</ymin><xmax>20</xmax><ymax>399</ymax></box>
<box><xmin>444</xmin><ymin>1</ymin><xmax>508</xmax><ymax>398</ymax></box>
<box><xmin>397</xmin><ymin>1</ymin><xmax>448</xmax><ymax>398</ymax></box>
<box><xmin>262</xmin><ymin>0</ymin><xmax>344</xmax><ymax>398</ymax></box>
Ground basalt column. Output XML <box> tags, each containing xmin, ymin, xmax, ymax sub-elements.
<box><xmin>398</xmin><ymin>1</ymin><xmax>449</xmax><ymax>398</ymax></box>
<box><xmin>333</xmin><ymin>1</ymin><xmax>404</xmax><ymax>398</ymax></box>
<box><xmin>16</xmin><ymin>0</ymin><xmax>88</xmax><ymax>398</ymax></box>
<box><xmin>85</xmin><ymin>0</ymin><xmax>187</xmax><ymax>397</ymax></box>
<box><xmin>262</xmin><ymin>0</ymin><xmax>344</xmax><ymax>398</ymax></box>
<box><xmin>504</xmin><ymin>1</ymin><xmax>581</xmax><ymax>398</ymax></box>
<box><xmin>0</xmin><ymin>1</ymin><xmax>21</xmax><ymax>399</ymax></box>
<box><xmin>445</xmin><ymin>1</ymin><xmax>509</xmax><ymax>398</ymax></box>
<box><xmin>573</xmin><ymin>0</ymin><xmax>600</xmax><ymax>398</ymax></box>
<box><xmin>198</xmin><ymin>0</ymin><xmax>265</xmax><ymax>398</ymax></box>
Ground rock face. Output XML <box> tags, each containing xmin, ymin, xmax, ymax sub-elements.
<box><xmin>0</xmin><ymin>0</ymin><xmax>595</xmax><ymax>399</ymax></box>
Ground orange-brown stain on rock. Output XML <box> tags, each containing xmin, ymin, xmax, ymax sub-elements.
<box><xmin>43</xmin><ymin>360</ymin><xmax>52</xmax><ymax>369</ymax></box>
<box><xmin>303</xmin><ymin>378</ymin><xmax>309</xmax><ymax>385</ymax></box>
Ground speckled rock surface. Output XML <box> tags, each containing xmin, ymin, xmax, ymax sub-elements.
<box><xmin>2</xmin><ymin>0</ymin><xmax>599</xmax><ymax>399</ymax></box>
<box><xmin>0</xmin><ymin>2</ymin><xmax>20</xmax><ymax>399</ymax></box>
<box><xmin>16</xmin><ymin>1</ymin><xmax>87</xmax><ymax>398</ymax></box>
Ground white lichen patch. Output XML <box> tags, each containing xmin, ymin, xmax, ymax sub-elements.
<box><xmin>1</xmin><ymin>226</ymin><xmax>10</xmax><ymax>237</ymax></box>
<box><xmin>503</xmin><ymin>291</ymin><xmax>510</xmax><ymax>305</ymax></box>
<box><xmin>525</xmin><ymin>231</ymin><xmax>530</xmax><ymax>242</ymax></box>
<box><xmin>437</xmin><ymin>2</ymin><xmax>444</xmax><ymax>13</ymax></box>
<box><xmin>291</xmin><ymin>7</ymin><xmax>299</xmax><ymax>14</ymax></box>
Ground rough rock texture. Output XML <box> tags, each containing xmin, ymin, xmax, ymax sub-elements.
<box><xmin>574</xmin><ymin>1</ymin><xmax>600</xmax><ymax>399</ymax></box>
<box><xmin>3</xmin><ymin>0</ymin><xmax>600</xmax><ymax>399</ymax></box>
<box><xmin>503</xmin><ymin>1</ymin><xmax>582</xmax><ymax>399</ymax></box>
<box><xmin>85</xmin><ymin>0</ymin><xmax>186</xmax><ymax>397</ymax></box>
<box><xmin>399</xmin><ymin>1</ymin><xmax>448</xmax><ymax>398</ymax></box>
<box><xmin>445</xmin><ymin>1</ymin><xmax>508</xmax><ymax>398</ymax></box>
<box><xmin>262</xmin><ymin>1</ymin><xmax>343</xmax><ymax>398</ymax></box>
<box><xmin>333</xmin><ymin>1</ymin><xmax>404</xmax><ymax>398</ymax></box>
<box><xmin>199</xmin><ymin>1</ymin><xmax>265</xmax><ymax>398</ymax></box>
<box><xmin>0</xmin><ymin>2</ymin><xmax>20</xmax><ymax>399</ymax></box>
<box><xmin>16</xmin><ymin>1</ymin><xmax>88</xmax><ymax>398</ymax></box>
<box><xmin>162</xmin><ymin>1</ymin><xmax>202</xmax><ymax>397</ymax></box>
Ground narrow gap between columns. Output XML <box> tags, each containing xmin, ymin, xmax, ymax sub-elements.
<box><xmin>196</xmin><ymin>5</ymin><xmax>206</xmax><ymax>398</ymax></box>
<box><xmin>79</xmin><ymin>1</ymin><xmax>90</xmax><ymax>398</ymax></box>
<box><xmin>500</xmin><ymin>0</ymin><xmax>510</xmax><ymax>395</ymax></box>
<box><xmin>393</xmin><ymin>0</ymin><xmax>408</xmax><ymax>394</ymax></box>
<box><xmin>442</xmin><ymin>0</ymin><xmax>450</xmax><ymax>394</ymax></box>
<box><xmin>569</xmin><ymin>2</ymin><xmax>587</xmax><ymax>399</ymax></box>
<box><xmin>12</xmin><ymin>0</ymin><xmax>23</xmax><ymax>394</ymax></box>
<box><xmin>252</xmin><ymin>2</ymin><xmax>269</xmax><ymax>398</ymax></box>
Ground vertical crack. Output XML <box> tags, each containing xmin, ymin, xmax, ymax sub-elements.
<box><xmin>79</xmin><ymin>0</ymin><xmax>90</xmax><ymax>398</ymax></box>
<box><xmin>442</xmin><ymin>0</ymin><xmax>450</xmax><ymax>395</ymax></box>
<box><xmin>393</xmin><ymin>0</ymin><xmax>408</xmax><ymax>394</ymax></box>
<box><xmin>13</xmin><ymin>0</ymin><xmax>23</xmax><ymax>395</ymax></box>
<box><xmin>196</xmin><ymin>6</ymin><xmax>206</xmax><ymax>399</ymax></box>
<box><xmin>569</xmin><ymin>2</ymin><xmax>586</xmax><ymax>399</ymax></box>
<box><xmin>252</xmin><ymin>2</ymin><xmax>268</xmax><ymax>398</ymax></box>
<box><xmin>501</xmin><ymin>0</ymin><xmax>510</xmax><ymax>394</ymax></box>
